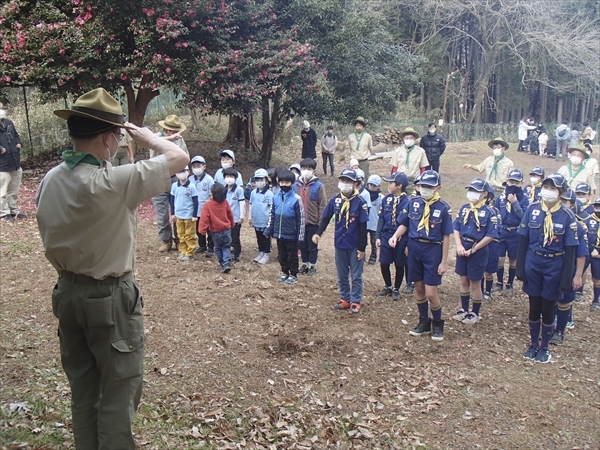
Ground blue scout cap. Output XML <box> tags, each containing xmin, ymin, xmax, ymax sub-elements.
<box><xmin>254</xmin><ymin>168</ymin><xmax>268</xmax><ymax>179</ymax></box>
<box><xmin>466</xmin><ymin>177</ymin><xmax>487</xmax><ymax>192</ymax></box>
<box><xmin>367</xmin><ymin>174</ymin><xmax>381</xmax><ymax>186</ymax></box>
<box><xmin>574</xmin><ymin>182</ymin><xmax>591</xmax><ymax>194</ymax></box>
<box><xmin>560</xmin><ymin>189</ymin><xmax>577</xmax><ymax>202</ymax></box>
<box><xmin>219</xmin><ymin>149</ymin><xmax>235</xmax><ymax>160</ymax></box>
<box><xmin>529</xmin><ymin>166</ymin><xmax>545</xmax><ymax>177</ymax></box>
<box><xmin>485</xmin><ymin>182</ymin><xmax>495</xmax><ymax>198</ymax></box>
<box><xmin>574</xmin><ymin>199</ymin><xmax>589</xmax><ymax>219</ymax></box>
<box><xmin>190</xmin><ymin>155</ymin><xmax>206</xmax><ymax>165</ymax></box>
<box><xmin>542</xmin><ymin>173</ymin><xmax>567</xmax><ymax>191</ymax></box>
<box><xmin>339</xmin><ymin>168</ymin><xmax>357</xmax><ymax>182</ymax></box>
<box><xmin>506</xmin><ymin>168</ymin><xmax>524</xmax><ymax>182</ymax></box>
<box><xmin>593</xmin><ymin>196</ymin><xmax>600</xmax><ymax>205</ymax></box>
<box><xmin>417</xmin><ymin>170</ymin><xmax>441</xmax><ymax>187</ymax></box>
<box><xmin>354</xmin><ymin>168</ymin><xmax>365</xmax><ymax>180</ymax></box>
<box><xmin>383</xmin><ymin>172</ymin><xmax>409</xmax><ymax>186</ymax></box>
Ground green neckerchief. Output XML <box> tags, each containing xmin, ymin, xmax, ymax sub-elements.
<box><xmin>62</xmin><ymin>150</ymin><xmax>102</xmax><ymax>169</ymax></box>
<box><xmin>490</xmin><ymin>154</ymin><xmax>505</xmax><ymax>179</ymax></box>
<box><xmin>404</xmin><ymin>144</ymin><xmax>415</xmax><ymax>166</ymax></box>
<box><xmin>567</xmin><ymin>163</ymin><xmax>585</xmax><ymax>185</ymax></box>
<box><xmin>354</xmin><ymin>131</ymin><xmax>365</xmax><ymax>151</ymax></box>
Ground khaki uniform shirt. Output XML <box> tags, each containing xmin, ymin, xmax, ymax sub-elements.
<box><xmin>36</xmin><ymin>156</ymin><xmax>171</xmax><ymax>279</ymax></box>
<box><xmin>558</xmin><ymin>163</ymin><xmax>596</xmax><ymax>191</ymax></box>
<box><xmin>476</xmin><ymin>155</ymin><xmax>514</xmax><ymax>190</ymax></box>
<box><xmin>585</xmin><ymin>157</ymin><xmax>599</xmax><ymax>175</ymax></box>
<box><xmin>347</xmin><ymin>132</ymin><xmax>373</xmax><ymax>161</ymax></box>
<box><xmin>390</xmin><ymin>145</ymin><xmax>429</xmax><ymax>180</ymax></box>
<box><xmin>149</xmin><ymin>135</ymin><xmax>188</xmax><ymax>158</ymax></box>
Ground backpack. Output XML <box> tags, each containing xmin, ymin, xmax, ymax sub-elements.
<box><xmin>558</xmin><ymin>128</ymin><xmax>567</xmax><ymax>138</ymax></box>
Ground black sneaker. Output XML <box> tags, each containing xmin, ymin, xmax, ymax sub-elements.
<box><xmin>307</xmin><ymin>266</ymin><xmax>317</xmax><ymax>275</ymax></box>
<box><xmin>535</xmin><ymin>348</ymin><xmax>552</xmax><ymax>363</ymax></box>
<box><xmin>523</xmin><ymin>344</ymin><xmax>539</xmax><ymax>360</ymax></box>
<box><xmin>491</xmin><ymin>282</ymin><xmax>503</xmax><ymax>293</ymax></box>
<box><xmin>232</xmin><ymin>256</ymin><xmax>240</xmax><ymax>263</ymax></box>
<box><xmin>483</xmin><ymin>291</ymin><xmax>492</xmax><ymax>302</ymax></box>
<box><xmin>205</xmin><ymin>249</ymin><xmax>215</xmax><ymax>258</ymax></box>
<box><xmin>591</xmin><ymin>302</ymin><xmax>600</xmax><ymax>311</ymax></box>
<box><xmin>221</xmin><ymin>265</ymin><xmax>231</xmax><ymax>273</ymax></box>
<box><xmin>376</xmin><ymin>286</ymin><xmax>393</xmax><ymax>297</ymax></box>
<box><xmin>504</xmin><ymin>284</ymin><xmax>514</xmax><ymax>295</ymax></box>
<box><xmin>549</xmin><ymin>330</ymin><xmax>565</xmax><ymax>345</ymax></box>
<box><xmin>14</xmin><ymin>213</ymin><xmax>27</xmax><ymax>219</ymax></box>
<box><xmin>368</xmin><ymin>254</ymin><xmax>377</xmax><ymax>265</ymax></box>
<box><xmin>391</xmin><ymin>288</ymin><xmax>400</xmax><ymax>301</ymax></box>
<box><xmin>431</xmin><ymin>319</ymin><xmax>444</xmax><ymax>341</ymax></box>
<box><xmin>409</xmin><ymin>317</ymin><xmax>432</xmax><ymax>336</ymax></box>
<box><xmin>402</xmin><ymin>283</ymin><xmax>415</xmax><ymax>294</ymax></box>
<box><xmin>1</xmin><ymin>215</ymin><xmax>15</xmax><ymax>223</ymax></box>
<box><xmin>298</xmin><ymin>264</ymin><xmax>309</xmax><ymax>275</ymax></box>
<box><xmin>195</xmin><ymin>246</ymin><xmax>207</xmax><ymax>255</ymax></box>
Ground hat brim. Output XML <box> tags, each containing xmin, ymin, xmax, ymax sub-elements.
<box><xmin>488</xmin><ymin>139</ymin><xmax>509</xmax><ymax>150</ymax></box>
<box><xmin>54</xmin><ymin>109</ymin><xmax>134</xmax><ymax>130</ymax></box>
<box><xmin>351</xmin><ymin>119</ymin><xmax>366</xmax><ymax>126</ymax></box>
<box><xmin>542</xmin><ymin>177</ymin><xmax>566</xmax><ymax>190</ymax></box>
<box><xmin>567</xmin><ymin>147</ymin><xmax>589</xmax><ymax>159</ymax></box>
<box><xmin>417</xmin><ymin>181</ymin><xmax>439</xmax><ymax>187</ymax></box>
<box><xmin>401</xmin><ymin>131</ymin><xmax>420</xmax><ymax>140</ymax></box>
<box><xmin>158</xmin><ymin>120</ymin><xmax>187</xmax><ymax>132</ymax></box>
<box><xmin>465</xmin><ymin>185</ymin><xmax>485</xmax><ymax>191</ymax></box>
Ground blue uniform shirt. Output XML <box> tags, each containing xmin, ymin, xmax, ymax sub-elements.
<box><xmin>226</xmin><ymin>185</ymin><xmax>246</xmax><ymax>223</ymax></box>
<box><xmin>453</xmin><ymin>202</ymin><xmax>498</xmax><ymax>246</ymax></box>
<box><xmin>321</xmin><ymin>192</ymin><xmax>369</xmax><ymax>249</ymax></box>
<box><xmin>400</xmin><ymin>197</ymin><xmax>454</xmax><ymax>242</ymax></box>
<box><xmin>584</xmin><ymin>213</ymin><xmax>600</xmax><ymax>252</ymax></box>
<box><xmin>250</xmin><ymin>186</ymin><xmax>274</xmax><ymax>229</ymax></box>
<box><xmin>192</xmin><ymin>172</ymin><xmax>214</xmax><ymax>217</ymax></box>
<box><xmin>575</xmin><ymin>222</ymin><xmax>590</xmax><ymax>257</ymax></box>
<box><xmin>495</xmin><ymin>192</ymin><xmax>529</xmax><ymax>231</ymax></box>
<box><xmin>214</xmin><ymin>168</ymin><xmax>244</xmax><ymax>188</ymax></box>
<box><xmin>524</xmin><ymin>185</ymin><xmax>542</xmax><ymax>203</ymax></box>
<box><xmin>377</xmin><ymin>193</ymin><xmax>409</xmax><ymax>238</ymax></box>
<box><xmin>518</xmin><ymin>203</ymin><xmax>579</xmax><ymax>253</ymax></box>
<box><xmin>367</xmin><ymin>192</ymin><xmax>382</xmax><ymax>231</ymax></box>
<box><xmin>170</xmin><ymin>180</ymin><xmax>199</xmax><ymax>219</ymax></box>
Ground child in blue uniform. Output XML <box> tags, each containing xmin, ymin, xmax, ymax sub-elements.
<box><xmin>586</xmin><ymin>196</ymin><xmax>600</xmax><ymax>311</ymax></box>
<box><xmin>190</xmin><ymin>155</ymin><xmax>215</xmax><ymax>255</ymax></box>
<box><xmin>366</xmin><ymin>175</ymin><xmax>383</xmax><ymax>265</ymax></box>
<box><xmin>482</xmin><ymin>183</ymin><xmax>501</xmax><ymax>301</ymax></box>
<box><xmin>389</xmin><ymin>170</ymin><xmax>453</xmax><ymax>341</ymax></box>
<box><xmin>516</xmin><ymin>173</ymin><xmax>584</xmax><ymax>363</ymax></box>
<box><xmin>574</xmin><ymin>182</ymin><xmax>593</xmax><ymax>301</ymax></box>
<box><xmin>313</xmin><ymin>168</ymin><xmax>369</xmax><ymax>315</ymax></box>
<box><xmin>223</xmin><ymin>167</ymin><xmax>246</xmax><ymax>262</ymax></box>
<box><xmin>452</xmin><ymin>178</ymin><xmax>498</xmax><ymax>324</ymax></box>
<box><xmin>249</xmin><ymin>169</ymin><xmax>274</xmax><ymax>265</ymax></box>
<box><xmin>170</xmin><ymin>166</ymin><xmax>199</xmax><ymax>261</ymax></box>
<box><xmin>524</xmin><ymin>166</ymin><xmax>544</xmax><ymax>203</ymax></box>
<box><xmin>214</xmin><ymin>149</ymin><xmax>244</xmax><ymax>188</ymax></box>
<box><xmin>376</xmin><ymin>172</ymin><xmax>410</xmax><ymax>301</ymax></box>
<box><xmin>493</xmin><ymin>168</ymin><xmax>529</xmax><ymax>294</ymax></box>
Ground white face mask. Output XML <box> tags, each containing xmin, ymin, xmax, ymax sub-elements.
<box><xmin>428</xmin><ymin>129</ymin><xmax>436</xmax><ymax>135</ymax></box>
<box><xmin>540</xmin><ymin>188</ymin><xmax>559</xmax><ymax>202</ymax></box>
<box><xmin>338</xmin><ymin>181</ymin><xmax>353</xmax><ymax>194</ymax></box>
<box><xmin>221</xmin><ymin>161</ymin><xmax>232</xmax><ymax>169</ymax></box>
<box><xmin>420</xmin><ymin>186</ymin><xmax>436</xmax><ymax>200</ymax></box>
<box><xmin>256</xmin><ymin>180</ymin><xmax>266</xmax><ymax>189</ymax></box>
<box><xmin>225</xmin><ymin>177</ymin><xmax>235</xmax><ymax>185</ymax></box>
<box><xmin>570</xmin><ymin>156</ymin><xmax>582</xmax><ymax>166</ymax></box>
<box><xmin>301</xmin><ymin>169</ymin><xmax>313</xmax><ymax>179</ymax></box>
<box><xmin>492</xmin><ymin>148</ymin><xmax>503</xmax><ymax>157</ymax></box>
<box><xmin>466</xmin><ymin>191</ymin><xmax>482</xmax><ymax>203</ymax></box>
<box><xmin>176</xmin><ymin>172</ymin><xmax>188</xmax><ymax>181</ymax></box>
<box><xmin>530</xmin><ymin>176</ymin><xmax>540</xmax><ymax>185</ymax></box>
<box><xmin>192</xmin><ymin>167</ymin><xmax>204</xmax><ymax>176</ymax></box>
<box><xmin>404</xmin><ymin>139</ymin><xmax>415</xmax><ymax>148</ymax></box>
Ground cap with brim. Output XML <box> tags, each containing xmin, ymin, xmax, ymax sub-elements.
<box><xmin>417</xmin><ymin>170</ymin><xmax>440</xmax><ymax>186</ymax></box>
<box><xmin>542</xmin><ymin>173</ymin><xmax>567</xmax><ymax>190</ymax></box>
<box><xmin>383</xmin><ymin>172</ymin><xmax>409</xmax><ymax>186</ymax></box>
<box><xmin>529</xmin><ymin>166</ymin><xmax>545</xmax><ymax>177</ymax></box>
<box><xmin>574</xmin><ymin>182</ymin><xmax>591</xmax><ymax>194</ymax></box>
<box><xmin>254</xmin><ymin>168</ymin><xmax>268</xmax><ymax>179</ymax></box>
<box><xmin>158</xmin><ymin>115</ymin><xmax>187</xmax><ymax>132</ymax></box>
<box><xmin>400</xmin><ymin>127</ymin><xmax>420</xmax><ymax>140</ymax></box>
<box><xmin>506</xmin><ymin>168</ymin><xmax>524</xmax><ymax>182</ymax></box>
<box><xmin>593</xmin><ymin>196</ymin><xmax>600</xmax><ymax>205</ymax></box>
<box><xmin>339</xmin><ymin>168</ymin><xmax>357</xmax><ymax>182</ymax></box>
<box><xmin>567</xmin><ymin>146</ymin><xmax>589</xmax><ymax>159</ymax></box>
<box><xmin>354</xmin><ymin>168</ymin><xmax>365</xmax><ymax>180</ymax></box>
<box><xmin>351</xmin><ymin>116</ymin><xmax>366</xmax><ymax>126</ymax></box>
<box><xmin>191</xmin><ymin>155</ymin><xmax>206</xmax><ymax>165</ymax></box>
<box><xmin>367</xmin><ymin>174</ymin><xmax>381</xmax><ymax>186</ymax></box>
<box><xmin>54</xmin><ymin>88</ymin><xmax>133</xmax><ymax>130</ymax></box>
<box><xmin>289</xmin><ymin>163</ymin><xmax>301</xmax><ymax>172</ymax></box>
<box><xmin>220</xmin><ymin>149</ymin><xmax>235</xmax><ymax>160</ymax></box>
<box><xmin>488</xmin><ymin>137</ymin><xmax>509</xmax><ymax>150</ymax></box>
<box><xmin>560</xmin><ymin>189</ymin><xmax>576</xmax><ymax>202</ymax></box>
<box><xmin>486</xmin><ymin>183</ymin><xmax>495</xmax><ymax>198</ymax></box>
<box><xmin>466</xmin><ymin>178</ymin><xmax>487</xmax><ymax>192</ymax></box>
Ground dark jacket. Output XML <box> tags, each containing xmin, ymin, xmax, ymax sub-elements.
<box><xmin>419</xmin><ymin>132</ymin><xmax>446</xmax><ymax>162</ymax></box>
<box><xmin>0</xmin><ymin>118</ymin><xmax>22</xmax><ymax>172</ymax></box>
<box><xmin>264</xmin><ymin>189</ymin><xmax>305</xmax><ymax>242</ymax></box>
<box><xmin>301</xmin><ymin>128</ymin><xmax>317</xmax><ymax>159</ymax></box>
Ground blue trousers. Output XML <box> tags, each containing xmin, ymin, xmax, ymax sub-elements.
<box><xmin>299</xmin><ymin>223</ymin><xmax>319</xmax><ymax>264</ymax></box>
<box><xmin>335</xmin><ymin>248</ymin><xmax>365</xmax><ymax>303</ymax></box>
<box><xmin>212</xmin><ymin>229</ymin><xmax>232</xmax><ymax>267</ymax></box>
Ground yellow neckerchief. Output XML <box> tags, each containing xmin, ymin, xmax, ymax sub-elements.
<box><xmin>392</xmin><ymin>192</ymin><xmax>407</xmax><ymax>224</ymax></box>
<box><xmin>541</xmin><ymin>200</ymin><xmax>561</xmax><ymax>247</ymax></box>
<box><xmin>529</xmin><ymin>182</ymin><xmax>541</xmax><ymax>203</ymax></box>
<box><xmin>338</xmin><ymin>189</ymin><xmax>359</xmax><ymax>228</ymax></box>
<box><xmin>463</xmin><ymin>197</ymin><xmax>487</xmax><ymax>228</ymax></box>
<box><xmin>505</xmin><ymin>193</ymin><xmax>512</xmax><ymax>213</ymax></box>
<box><xmin>417</xmin><ymin>192</ymin><xmax>441</xmax><ymax>235</ymax></box>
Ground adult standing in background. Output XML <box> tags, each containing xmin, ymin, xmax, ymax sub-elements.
<box><xmin>517</xmin><ymin>116</ymin><xmax>536</xmax><ymax>152</ymax></box>
<box><xmin>463</xmin><ymin>137</ymin><xmax>514</xmax><ymax>193</ymax></box>
<box><xmin>348</xmin><ymin>116</ymin><xmax>373</xmax><ymax>180</ymax></box>
<box><xmin>389</xmin><ymin>127</ymin><xmax>429</xmax><ymax>195</ymax></box>
<box><xmin>0</xmin><ymin>108</ymin><xmax>25</xmax><ymax>222</ymax></box>
<box><xmin>555</xmin><ymin>120</ymin><xmax>571</xmax><ymax>162</ymax></box>
<box><xmin>301</xmin><ymin>120</ymin><xmax>317</xmax><ymax>160</ymax></box>
<box><xmin>112</xmin><ymin>131</ymin><xmax>137</xmax><ymax>165</ymax></box>
<box><xmin>420</xmin><ymin>123</ymin><xmax>446</xmax><ymax>173</ymax></box>
<box><xmin>558</xmin><ymin>146</ymin><xmax>596</xmax><ymax>191</ymax></box>
<box><xmin>36</xmin><ymin>88</ymin><xmax>189</xmax><ymax>449</ymax></box>
<box><xmin>321</xmin><ymin>125</ymin><xmax>337</xmax><ymax>176</ymax></box>
<box><xmin>150</xmin><ymin>114</ymin><xmax>189</xmax><ymax>252</ymax></box>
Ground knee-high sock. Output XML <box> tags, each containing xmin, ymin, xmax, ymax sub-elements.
<box><xmin>555</xmin><ymin>304</ymin><xmax>571</xmax><ymax>333</ymax></box>
<box><xmin>497</xmin><ymin>267</ymin><xmax>505</xmax><ymax>285</ymax></box>
<box><xmin>540</xmin><ymin>323</ymin><xmax>554</xmax><ymax>350</ymax></box>
<box><xmin>485</xmin><ymin>276</ymin><xmax>494</xmax><ymax>293</ymax></box>
<box><xmin>380</xmin><ymin>263</ymin><xmax>392</xmax><ymax>287</ymax></box>
<box><xmin>594</xmin><ymin>285</ymin><xmax>600</xmax><ymax>303</ymax></box>
<box><xmin>417</xmin><ymin>298</ymin><xmax>429</xmax><ymax>318</ymax></box>
<box><xmin>394</xmin><ymin>264</ymin><xmax>405</xmax><ymax>289</ymax></box>
<box><xmin>529</xmin><ymin>320</ymin><xmax>541</xmax><ymax>347</ymax></box>
<box><xmin>430</xmin><ymin>304</ymin><xmax>442</xmax><ymax>321</ymax></box>
<box><xmin>460</xmin><ymin>293</ymin><xmax>470</xmax><ymax>312</ymax></box>
<box><xmin>472</xmin><ymin>300</ymin><xmax>482</xmax><ymax>316</ymax></box>
<box><xmin>508</xmin><ymin>267</ymin><xmax>516</xmax><ymax>285</ymax></box>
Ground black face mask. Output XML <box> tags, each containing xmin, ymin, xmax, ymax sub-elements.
<box><xmin>505</xmin><ymin>185</ymin><xmax>522</xmax><ymax>196</ymax></box>
<box><xmin>280</xmin><ymin>185</ymin><xmax>292</xmax><ymax>193</ymax></box>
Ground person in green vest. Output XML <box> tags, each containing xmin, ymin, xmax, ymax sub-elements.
<box><xmin>463</xmin><ymin>137</ymin><xmax>514</xmax><ymax>194</ymax></box>
<box><xmin>347</xmin><ymin>116</ymin><xmax>373</xmax><ymax>180</ymax></box>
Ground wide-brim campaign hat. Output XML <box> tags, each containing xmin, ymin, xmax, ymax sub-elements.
<box><xmin>54</xmin><ymin>88</ymin><xmax>133</xmax><ymax>129</ymax></box>
<box><xmin>351</xmin><ymin>116</ymin><xmax>367</xmax><ymax>126</ymax></box>
<box><xmin>567</xmin><ymin>146</ymin><xmax>589</xmax><ymax>159</ymax></box>
<box><xmin>400</xmin><ymin>127</ymin><xmax>420</xmax><ymax>140</ymax></box>
<box><xmin>158</xmin><ymin>115</ymin><xmax>187</xmax><ymax>132</ymax></box>
<box><xmin>488</xmin><ymin>137</ymin><xmax>509</xmax><ymax>150</ymax></box>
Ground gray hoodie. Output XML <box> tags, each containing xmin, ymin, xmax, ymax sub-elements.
<box><xmin>555</xmin><ymin>124</ymin><xmax>571</xmax><ymax>141</ymax></box>
<box><xmin>568</xmin><ymin>130</ymin><xmax>581</xmax><ymax>148</ymax></box>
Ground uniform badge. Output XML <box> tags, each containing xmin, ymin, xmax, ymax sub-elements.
<box><xmin>233</xmin><ymin>194</ymin><xmax>238</xmax><ymax>200</ymax></box>
<box><xmin>335</xmin><ymin>198</ymin><xmax>342</xmax><ymax>204</ymax></box>
<box><xmin>432</xmin><ymin>209</ymin><xmax>441</xmax><ymax>218</ymax></box>
<box><xmin>478</xmin><ymin>211</ymin><xmax>486</xmax><ymax>217</ymax></box>
<box><xmin>202</xmin><ymin>182</ymin><xmax>208</xmax><ymax>191</ymax></box>
<box><xmin>362</xmin><ymin>203</ymin><xmax>368</xmax><ymax>212</ymax></box>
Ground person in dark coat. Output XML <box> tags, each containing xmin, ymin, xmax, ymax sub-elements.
<box><xmin>301</xmin><ymin>120</ymin><xmax>317</xmax><ymax>160</ymax></box>
<box><xmin>419</xmin><ymin>123</ymin><xmax>446</xmax><ymax>173</ymax></box>
<box><xmin>0</xmin><ymin>108</ymin><xmax>24</xmax><ymax>222</ymax></box>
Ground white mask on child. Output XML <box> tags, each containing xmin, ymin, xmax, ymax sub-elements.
<box><xmin>221</xmin><ymin>162</ymin><xmax>232</xmax><ymax>169</ymax></box>
<box><xmin>338</xmin><ymin>182</ymin><xmax>353</xmax><ymax>194</ymax></box>
<box><xmin>420</xmin><ymin>186</ymin><xmax>436</xmax><ymax>201</ymax></box>
<box><xmin>540</xmin><ymin>188</ymin><xmax>558</xmax><ymax>202</ymax></box>
<box><xmin>176</xmin><ymin>172</ymin><xmax>188</xmax><ymax>181</ymax></box>
<box><xmin>530</xmin><ymin>176</ymin><xmax>539</xmax><ymax>185</ymax></box>
<box><xmin>225</xmin><ymin>177</ymin><xmax>236</xmax><ymax>185</ymax></box>
<box><xmin>466</xmin><ymin>191</ymin><xmax>482</xmax><ymax>203</ymax></box>
<box><xmin>192</xmin><ymin>167</ymin><xmax>204</xmax><ymax>176</ymax></box>
<box><xmin>256</xmin><ymin>180</ymin><xmax>266</xmax><ymax>189</ymax></box>
<box><xmin>492</xmin><ymin>148</ymin><xmax>503</xmax><ymax>157</ymax></box>
<box><xmin>301</xmin><ymin>169</ymin><xmax>313</xmax><ymax>179</ymax></box>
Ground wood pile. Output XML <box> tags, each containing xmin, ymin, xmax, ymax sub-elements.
<box><xmin>373</xmin><ymin>126</ymin><xmax>404</xmax><ymax>145</ymax></box>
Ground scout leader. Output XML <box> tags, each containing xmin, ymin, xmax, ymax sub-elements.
<box><xmin>558</xmin><ymin>146</ymin><xmax>596</xmax><ymax>192</ymax></box>
<box><xmin>463</xmin><ymin>137</ymin><xmax>514</xmax><ymax>194</ymax></box>
<box><xmin>389</xmin><ymin>127</ymin><xmax>429</xmax><ymax>196</ymax></box>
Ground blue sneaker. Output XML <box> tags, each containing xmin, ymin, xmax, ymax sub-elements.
<box><xmin>284</xmin><ymin>275</ymin><xmax>298</xmax><ymax>285</ymax></box>
<box><xmin>566</xmin><ymin>321</ymin><xmax>575</xmax><ymax>330</ymax></box>
<box><xmin>278</xmin><ymin>273</ymin><xmax>289</xmax><ymax>282</ymax></box>
<box><xmin>534</xmin><ymin>348</ymin><xmax>552</xmax><ymax>363</ymax></box>
<box><xmin>523</xmin><ymin>344</ymin><xmax>538</xmax><ymax>360</ymax></box>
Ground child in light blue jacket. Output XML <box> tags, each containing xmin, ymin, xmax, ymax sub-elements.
<box><xmin>249</xmin><ymin>168</ymin><xmax>274</xmax><ymax>264</ymax></box>
<box><xmin>366</xmin><ymin>174</ymin><xmax>383</xmax><ymax>265</ymax></box>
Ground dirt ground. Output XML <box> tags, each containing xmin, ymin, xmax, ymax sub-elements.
<box><xmin>1</xmin><ymin>140</ymin><xmax>599</xmax><ymax>450</ymax></box>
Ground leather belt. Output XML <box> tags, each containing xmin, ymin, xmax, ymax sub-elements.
<box><xmin>503</xmin><ymin>226</ymin><xmax>518</xmax><ymax>231</ymax></box>
<box><xmin>462</xmin><ymin>237</ymin><xmax>477</xmax><ymax>243</ymax></box>
<box><xmin>415</xmin><ymin>238</ymin><xmax>442</xmax><ymax>245</ymax></box>
<box><xmin>532</xmin><ymin>250</ymin><xmax>564</xmax><ymax>258</ymax></box>
<box><xmin>59</xmin><ymin>271</ymin><xmax>134</xmax><ymax>284</ymax></box>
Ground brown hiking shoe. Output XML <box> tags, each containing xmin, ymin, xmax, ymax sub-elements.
<box><xmin>158</xmin><ymin>240</ymin><xmax>172</xmax><ymax>252</ymax></box>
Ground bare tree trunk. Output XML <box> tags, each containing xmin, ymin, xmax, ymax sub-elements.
<box><xmin>557</xmin><ymin>97</ymin><xmax>564</xmax><ymax>123</ymax></box>
<box><xmin>588</xmin><ymin>90</ymin><xmax>596</xmax><ymax>122</ymax></box>
<box><xmin>540</xmin><ymin>82</ymin><xmax>547</xmax><ymax>123</ymax></box>
<box><xmin>123</xmin><ymin>76</ymin><xmax>160</xmax><ymax>126</ymax></box>
<box><xmin>579</xmin><ymin>98</ymin><xmax>587</xmax><ymax>123</ymax></box>
<box><xmin>190</xmin><ymin>108</ymin><xmax>201</xmax><ymax>131</ymax></box>
<box><xmin>259</xmin><ymin>90</ymin><xmax>282</xmax><ymax>167</ymax></box>
<box><xmin>426</xmin><ymin>82</ymin><xmax>433</xmax><ymax>113</ymax></box>
<box><xmin>420</xmin><ymin>85</ymin><xmax>425</xmax><ymax>110</ymax></box>
<box><xmin>225</xmin><ymin>116</ymin><xmax>259</xmax><ymax>152</ymax></box>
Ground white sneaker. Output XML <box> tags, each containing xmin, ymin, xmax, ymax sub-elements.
<box><xmin>452</xmin><ymin>309</ymin><xmax>469</xmax><ymax>321</ymax></box>
<box><xmin>253</xmin><ymin>252</ymin><xmax>264</xmax><ymax>263</ymax></box>
<box><xmin>462</xmin><ymin>313</ymin><xmax>481</xmax><ymax>325</ymax></box>
<box><xmin>258</xmin><ymin>254</ymin><xmax>270</xmax><ymax>264</ymax></box>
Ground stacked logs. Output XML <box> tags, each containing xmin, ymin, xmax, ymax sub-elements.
<box><xmin>372</xmin><ymin>126</ymin><xmax>404</xmax><ymax>145</ymax></box>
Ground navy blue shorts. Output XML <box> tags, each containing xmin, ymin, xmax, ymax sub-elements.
<box><xmin>485</xmin><ymin>240</ymin><xmax>499</xmax><ymax>274</ymax></box>
<box><xmin>455</xmin><ymin>246</ymin><xmax>489</xmax><ymax>280</ymax></box>
<box><xmin>407</xmin><ymin>239</ymin><xmax>443</xmax><ymax>286</ymax></box>
<box><xmin>590</xmin><ymin>256</ymin><xmax>600</xmax><ymax>279</ymax></box>
<box><xmin>379</xmin><ymin>234</ymin><xmax>407</xmax><ymax>266</ymax></box>
<box><xmin>562</xmin><ymin>290</ymin><xmax>575</xmax><ymax>303</ymax></box>
<box><xmin>498</xmin><ymin>230</ymin><xmax>520</xmax><ymax>260</ymax></box>
<box><xmin>522</xmin><ymin>251</ymin><xmax>565</xmax><ymax>301</ymax></box>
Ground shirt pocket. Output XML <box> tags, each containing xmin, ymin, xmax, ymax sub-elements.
<box><xmin>553</xmin><ymin>224</ymin><xmax>566</xmax><ymax>235</ymax></box>
<box><xmin>528</xmin><ymin>220</ymin><xmax>541</xmax><ymax>229</ymax></box>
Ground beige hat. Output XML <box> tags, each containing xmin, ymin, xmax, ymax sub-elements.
<box><xmin>158</xmin><ymin>115</ymin><xmax>187</xmax><ymax>132</ymax></box>
<box><xmin>400</xmin><ymin>127</ymin><xmax>419</xmax><ymax>139</ymax></box>
<box><xmin>54</xmin><ymin>88</ymin><xmax>133</xmax><ymax>129</ymax></box>
<box><xmin>351</xmin><ymin>116</ymin><xmax>366</xmax><ymax>126</ymax></box>
<box><xmin>488</xmin><ymin>137</ymin><xmax>509</xmax><ymax>150</ymax></box>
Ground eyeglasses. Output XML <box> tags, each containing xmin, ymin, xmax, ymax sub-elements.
<box><xmin>113</xmin><ymin>132</ymin><xmax>125</xmax><ymax>143</ymax></box>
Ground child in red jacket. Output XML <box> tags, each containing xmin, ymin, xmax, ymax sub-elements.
<box><xmin>198</xmin><ymin>184</ymin><xmax>235</xmax><ymax>273</ymax></box>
